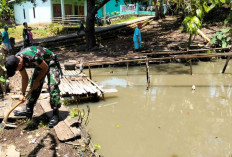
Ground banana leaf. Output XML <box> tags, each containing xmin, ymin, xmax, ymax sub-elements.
<box><xmin>203</xmin><ymin>3</ymin><xmax>215</xmax><ymax>13</ymax></box>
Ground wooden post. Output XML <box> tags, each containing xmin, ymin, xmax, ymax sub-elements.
<box><xmin>126</xmin><ymin>62</ymin><xmax>129</xmax><ymax>76</ymax></box>
<box><xmin>222</xmin><ymin>56</ymin><xmax>230</xmax><ymax>73</ymax></box>
<box><xmin>189</xmin><ymin>59</ymin><xmax>192</xmax><ymax>75</ymax></box>
<box><xmin>146</xmin><ymin>57</ymin><xmax>150</xmax><ymax>90</ymax></box>
<box><xmin>88</xmin><ymin>64</ymin><xmax>92</xmax><ymax>80</ymax></box>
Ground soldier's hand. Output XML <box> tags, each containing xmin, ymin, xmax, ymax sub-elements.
<box><xmin>19</xmin><ymin>95</ymin><xmax>26</xmax><ymax>102</ymax></box>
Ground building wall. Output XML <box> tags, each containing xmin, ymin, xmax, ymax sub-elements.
<box><xmin>14</xmin><ymin>0</ymin><xmax>52</xmax><ymax>24</ymax></box>
<box><xmin>106</xmin><ymin>0</ymin><xmax>125</xmax><ymax>16</ymax></box>
<box><xmin>97</xmin><ymin>0</ymin><xmax>125</xmax><ymax>17</ymax></box>
<box><xmin>51</xmin><ymin>0</ymin><xmax>85</xmax><ymax>16</ymax></box>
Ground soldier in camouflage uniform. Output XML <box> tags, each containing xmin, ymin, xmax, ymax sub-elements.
<box><xmin>4</xmin><ymin>46</ymin><xmax>61</xmax><ymax>127</ymax></box>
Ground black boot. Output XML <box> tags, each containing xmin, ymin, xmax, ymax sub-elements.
<box><xmin>48</xmin><ymin>110</ymin><xmax>59</xmax><ymax>128</ymax></box>
<box><xmin>14</xmin><ymin>106</ymin><xmax>33</xmax><ymax>118</ymax></box>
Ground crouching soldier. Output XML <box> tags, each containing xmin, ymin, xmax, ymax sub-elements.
<box><xmin>4</xmin><ymin>46</ymin><xmax>62</xmax><ymax>128</ymax></box>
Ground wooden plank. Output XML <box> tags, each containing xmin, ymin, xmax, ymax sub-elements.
<box><xmin>39</xmin><ymin>100</ymin><xmax>81</xmax><ymax>141</ymax></box>
<box><xmin>54</xmin><ymin>121</ymin><xmax>75</xmax><ymax>141</ymax></box>
<box><xmin>64</xmin><ymin>117</ymin><xmax>81</xmax><ymax>137</ymax></box>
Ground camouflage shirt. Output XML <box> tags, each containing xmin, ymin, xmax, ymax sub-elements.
<box><xmin>16</xmin><ymin>46</ymin><xmax>55</xmax><ymax>69</ymax></box>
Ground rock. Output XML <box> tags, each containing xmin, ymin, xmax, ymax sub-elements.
<box><xmin>31</xmin><ymin>138</ymin><xmax>37</xmax><ymax>144</ymax></box>
<box><xmin>27</xmin><ymin>135</ymin><xmax>33</xmax><ymax>139</ymax></box>
<box><xmin>192</xmin><ymin>85</ymin><xmax>196</xmax><ymax>90</ymax></box>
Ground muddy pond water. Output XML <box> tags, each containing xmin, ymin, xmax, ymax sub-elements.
<box><xmin>80</xmin><ymin>59</ymin><xmax>232</xmax><ymax>157</ymax></box>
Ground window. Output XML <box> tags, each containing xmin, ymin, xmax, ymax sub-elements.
<box><xmin>33</xmin><ymin>7</ymin><xmax>36</xmax><ymax>18</ymax></box>
<box><xmin>23</xmin><ymin>8</ymin><xmax>26</xmax><ymax>19</ymax></box>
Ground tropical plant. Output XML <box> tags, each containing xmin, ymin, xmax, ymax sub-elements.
<box><xmin>210</xmin><ymin>28</ymin><xmax>231</xmax><ymax>48</ymax></box>
<box><xmin>224</xmin><ymin>12</ymin><xmax>232</xmax><ymax>26</ymax></box>
<box><xmin>180</xmin><ymin>0</ymin><xmax>226</xmax><ymax>48</ymax></box>
<box><xmin>182</xmin><ymin>15</ymin><xmax>201</xmax><ymax>47</ymax></box>
<box><xmin>0</xmin><ymin>48</ymin><xmax>6</xmax><ymax>83</ymax></box>
<box><xmin>0</xmin><ymin>0</ymin><xmax>14</xmax><ymax>22</ymax></box>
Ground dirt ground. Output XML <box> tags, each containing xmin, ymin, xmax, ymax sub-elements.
<box><xmin>55</xmin><ymin>16</ymin><xmax>227</xmax><ymax>64</ymax></box>
<box><xmin>0</xmin><ymin>15</ymin><xmax>229</xmax><ymax>157</ymax></box>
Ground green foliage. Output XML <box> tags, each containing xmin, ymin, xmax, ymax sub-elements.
<box><xmin>48</xmin><ymin>23</ymin><xmax>64</xmax><ymax>36</ymax></box>
<box><xmin>224</xmin><ymin>12</ymin><xmax>232</xmax><ymax>25</ymax></box>
<box><xmin>210</xmin><ymin>28</ymin><xmax>231</xmax><ymax>48</ymax></box>
<box><xmin>182</xmin><ymin>16</ymin><xmax>201</xmax><ymax>35</ymax></box>
<box><xmin>25</xmin><ymin>119</ymin><xmax>37</xmax><ymax>130</ymax></box>
<box><xmin>0</xmin><ymin>76</ymin><xmax>5</xmax><ymax>83</ymax></box>
<box><xmin>39</xmin><ymin>120</ymin><xmax>48</xmax><ymax>128</ymax></box>
<box><xmin>62</xmin><ymin>99</ymin><xmax>76</xmax><ymax>106</ymax></box>
<box><xmin>93</xmin><ymin>144</ymin><xmax>101</xmax><ymax>150</ymax></box>
<box><xmin>70</xmin><ymin>110</ymin><xmax>78</xmax><ymax>118</ymax></box>
<box><xmin>0</xmin><ymin>1</ymin><xmax>14</xmax><ymax>20</ymax></box>
<box><xmin>0</xmin><ymin>48</ymin><xmax>6</xmax><ymax>84</ymax></box>
<box><xmin>182</xmin><ymin>15</ymin><xmax>202</xmax><ymax>48</ymax></box>
<box><xmin>111</xmin><ymin>11</ymin><xmax>119</xmax><ymax>16</ymax></box>
<box><xmin>69</xmin><ymin>108</ymin><xmax>84</xmax><ymax>118</ymax></box>
<box><xmin>203</xmin><ymin>3</ymin><xmax>216</xmax><ymax>13</ymax></box>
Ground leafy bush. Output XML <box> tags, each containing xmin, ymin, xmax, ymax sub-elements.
<box><xmin>210</xmin><ymin>28</ymin><xmax>231</xmax><ymax>48</ymax></box>
<box><xmin>48</xmin><ymin>23</ymin><xmax>64</xmax><ymax>36</ymax></box>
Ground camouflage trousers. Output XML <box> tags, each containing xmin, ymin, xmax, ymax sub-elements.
<box><xmin>27</xmin><ymin>64</ymin><xmax>61</xmax><ymax>110</ymax></box>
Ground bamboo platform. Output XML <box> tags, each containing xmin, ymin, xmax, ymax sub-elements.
<box><xmin>59</xmin><ymin>69</ymin><xmax>104</xmax><ymax>97</ymax></box>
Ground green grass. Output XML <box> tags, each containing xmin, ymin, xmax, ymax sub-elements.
<box><xmin>111</xmin><ymin>16</ymin><xmax>138</xmax><ymax>25</ymax></box>
<box><xmin>0</xmin><ymin>16</ymin><xmax>138</xmax><ymax>42</ymax></box>
<box><xmin>0</xmin><ymin>26</ymin><xmax>52</xmax><ymax>42</ymax></box>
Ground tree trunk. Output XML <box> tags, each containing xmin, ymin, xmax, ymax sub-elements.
<box><xmin>86</xmin><ymin>0</ymin><xmax>97</xmax><ymax>50</ymax></box>
<box><xmin>159</xmin><ymin>0</ymin><xmax>165</xmax><ymax>18</ymax></box>
<box><xmin>154</xmin><ymin>0</ymin><xmax>159</xmax><ymax>19</ymax></box>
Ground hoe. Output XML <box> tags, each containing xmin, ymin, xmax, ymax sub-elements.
<box><xmin>0</xmin><ymin>89</ymin><xmax>33</xmax><ymax>133</ymax></box>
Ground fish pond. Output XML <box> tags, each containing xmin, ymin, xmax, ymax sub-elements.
<box><xmin>80</xmin><ymin>59</ymin><xmax>232</xmax><ymax>157</ymax></box>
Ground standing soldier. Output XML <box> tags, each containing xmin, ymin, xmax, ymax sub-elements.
<box><xmin>4</xmin><ymin>46</ymin><xmax>62</xmax><ymax>127</ymax></box>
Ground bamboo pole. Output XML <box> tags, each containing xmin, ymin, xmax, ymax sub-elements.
<box><xmin>189</xmin><ymin>59</ymin><xmax>192</xmax><ymax>75</ymax></box>
<box><xmin>222</xmin><ymin>56</ymin><xmax>231</xmax><ymax>73</ymax></box>
<box><xmin>197</xmin><ymin>29</ymin><xmax>211</xmax><ymax>43</ymax></box>
<box><xmin>85</xmin><ymin>52</ymin><xmax>232</xmax><ymax>67</ymax></box>
<box><xmin>88</xmin><ymin>64</ymin><xmax>92</xmax><ymax>80</ymax></box>
<box><xmin>146</xmin><ymin>57</ymin><xmax>150</xmax><ymax>90</ymax></box>
<box><xmin>126</xmin><ymin>62</ymin><xmax>129</xmax><ymax>76</ymax></box>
